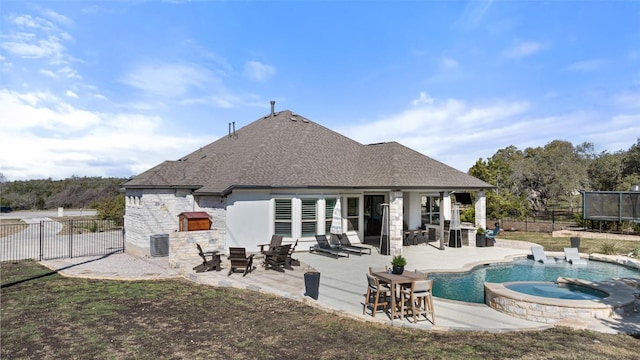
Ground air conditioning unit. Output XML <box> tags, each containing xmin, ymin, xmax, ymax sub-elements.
<box><xmin>150</xmin><ymin>234</ymin><xmax>169</xmax><ymax>257</ymax></box>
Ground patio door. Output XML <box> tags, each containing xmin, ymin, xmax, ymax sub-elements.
<box><xmin>364</xmin><ymin>195</ymin><xmax>385</xmax><ymax>237</ymax></box>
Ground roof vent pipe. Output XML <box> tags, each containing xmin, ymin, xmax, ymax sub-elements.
<box><xmin>270</xmin><ymin>100</ymin><xmax>275</xmax><ymax>116</ymax></box>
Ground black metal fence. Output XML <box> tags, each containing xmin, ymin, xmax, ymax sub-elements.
<box><xmin>1</xmin><ymin>218</ymin><xmax>124</xmax><ymax>263</ymax></box>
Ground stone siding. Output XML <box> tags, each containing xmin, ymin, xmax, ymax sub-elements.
<box><xmin>124</xmin><ymin>189</ymin><xmax>226</xmax><ymax>257</ymax></box>
<box><xmin>485</xmin><ymin>279</ymin><xmax>637</xmax><ymax>324</ymax></box>
<box><xmin>168</xmin><ymin>231</ymin><xmax>223</xmax><ymax>271</ymax></box>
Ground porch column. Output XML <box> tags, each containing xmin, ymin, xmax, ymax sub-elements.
<box><xmin>475</xmin><ymin>191</ymin><xmax>487</xmax><ymax>230</ymax></box>
<box><xmin>389</xmin><ymin>191</ymin><xmax>404</xmax><ymax>255</ymax></box>
<box><xmin>439</xmin><ymin>192</ymin><xmax>445</xmax><ymax>250</ymax></box>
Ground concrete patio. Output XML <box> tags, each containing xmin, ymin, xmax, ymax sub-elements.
<box><xmin>41</xmin><ymin>240</ymin><xmax>640</xmax><ymax>334</ymax></box>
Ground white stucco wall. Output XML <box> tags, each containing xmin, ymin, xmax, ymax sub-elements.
<box><xmin>225</xmin><ymin>190</ymin><xmax>272</xmax><ymax>250</ymax></box>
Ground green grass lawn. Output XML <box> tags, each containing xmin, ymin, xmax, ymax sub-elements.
<box><xmin>501</xmin><ymin>231</ymin><xmax>640</xmax><ymax>256</ymax></box>
<box><xmin>2</xmin><ymin>261</ymin><xmax>639</xmax><ymax>359</ymax></box>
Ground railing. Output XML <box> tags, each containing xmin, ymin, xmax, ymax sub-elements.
<box><xmin>0</xmin><ymin>218</ymin><xmax>124</xmax><ymax>263</ymax></box>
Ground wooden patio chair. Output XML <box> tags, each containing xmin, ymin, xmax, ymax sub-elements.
<box><xmin>264</xmin><ymin>244</ymin><xmax>292</xmax><ymax>272</ymax></box>
<box><xmin>400</xmin><ymin>279</ymin><xmax>435</xmax><ymax>324</ymax></box>
<box><xmin>258</xmin><ymin>235</ymin><xmax>283</xmax><ymax>254</ymax></box>
<box><xmin>193</xmin><ymin>243</ymin><xmax>221</xmax><ymax>272</ymax></box>
<box><xmin>227</xmin><ymin>247</ymin><xmax>255</xmax><ymax>276</ymax></box>
<box><xmin>287</xmin><ymin>239</ymin><xmax>300</xmax><ymax>266</ymax></box>
<box><xmin>368</xmin><ymin>266</ymin><xmax>391</xmax><ymax>291</ymax></box>
<box><xmin>363</xmin><ymin>274</ymin><xmax>391</xmax><ymax>318</ymax></box>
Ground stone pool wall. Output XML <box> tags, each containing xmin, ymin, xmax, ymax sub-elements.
<box><xmin>485</xmin><ymin>278</ymin><xmax>637</xmax><ymax>324</ymax></box>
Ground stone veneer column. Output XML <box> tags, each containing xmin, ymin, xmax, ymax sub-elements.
<box><xmin>475</xmin><ymin>191</ymin><xmax>486</xmax><ymax>230</ymax></box>
<box><xmin>389</xmin><ymin>191</ymin><xmax>404</xmax><ymax>255</ymax></box>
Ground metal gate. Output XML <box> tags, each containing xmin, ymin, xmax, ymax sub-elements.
<box><xmin>0</xmin><ymin>218</ymin><xmax>124</xmax><ymax>263</ymax></box>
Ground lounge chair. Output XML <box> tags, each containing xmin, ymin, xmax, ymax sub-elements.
<box><xmin>311</xmin><ymin>235</ymin><xmax>349</xmax><ymax>258</ymax></box>
<box><xmin>193</xmin><ymin>243</ymin><xmax>221</xmax><ymax>272</ymax></box>
<box><xmin>531</xmin><ymin>246</ymin><xmax>555</xmax><ymax>264</ymax></box>
<box><xmin>564</xmin><ymin>247</ymin><xmax>587</xmax><ymax>265</ymax></box>
<box><xmin>264</xmin><ymin>244</ymin><xmax>292</xmax><ymax>272</ymax></box>
<box><xmin>228</xmin><ymin>247</ymin><xmax>255</xmax><ymax>276</ymax></box>
<box><xmin>331</xmin><ymin>233</ymin><xmax>371</xmax><ymax>255</ymax></box>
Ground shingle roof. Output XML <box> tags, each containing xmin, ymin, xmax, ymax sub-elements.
<box><xmin>123</xmin><ymin>110</ymin><xmax>493</xmax><ymax>194</ymax></box>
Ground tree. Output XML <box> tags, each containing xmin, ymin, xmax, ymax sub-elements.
<box><xmin>587</xmin><ymin>151</ymin><xmax>625</xmax><ymax>191</ymax></box>
<box><xmin>93</xmin><ymin>194</ymin><xmax>125</xmax><ymax>220</ymax></box>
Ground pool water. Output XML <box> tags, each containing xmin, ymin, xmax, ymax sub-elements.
<box><xmin>429</xmin><ymin>259</ymin><xmax>640</xmax><ymax>303</ymax></box>
<box><xmin>506</xmin><ymin>282</ymin><xmax>608</xmax><ymax>300</ymax></box>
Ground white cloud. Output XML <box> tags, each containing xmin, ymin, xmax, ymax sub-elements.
<box><xmin>0</xmin><ymin>89</ymin><xmax>99</xmax><ymax>132</ymax></box>
<box><xmin>503</xmin><ymin>41</ymin><xmax>544</xmax><ymax>59</ymax></box>
<box><xmin>411</xmin><ymin>91</ymin><xmax>434</xmax><ymax>106</ymax></box>
<box><xmin>612</xmin><ymin>90</ymin><xmax>640</xmax><ymax>109</ymax></box>
<box><xmin>121</xmin><ymin>62</ymin><xmax>215</xmax><ymax>98</ymax></box>
<box><xmin>455</xmin><ymin>0</ymin><xmax>494</xmax><ymax>29</ymax></box>
<box><xmin>0</xmin><ymin>89</ymin><xmax>209</xmax><ymax>180</ymax></box>
<box><xmin>243</xmin><ymin>60</ymin><xmax>275</xmax><ymax>82</ymax></box>
<box><xmin>564</xmin><ymin>59</ymin><xmax>607</xmax><ymax>72</ymax></box>
<box><xmin>338</xmin><ymin>93</ymin><xmax>638</xmax><ymax>172</ymax></box>
<box><xmin>39</xmin><ymin>69</ymin><xmax>57</xmax><ymax>78</ymax></box>
<box><xmin>65</xmin><ymin>90</ymin><xmax>78</xmax><ymax>98</ymax></box>
<box><xmin>441</xmin><ymin>57</ymin><xmax>459</xmax><ymax>70</ymax></box>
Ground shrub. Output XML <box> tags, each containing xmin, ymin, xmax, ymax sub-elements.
<box><xmin>598</xmin><ymin>240</ymin><xmax>621</xmax><ymax>255</ymax></box>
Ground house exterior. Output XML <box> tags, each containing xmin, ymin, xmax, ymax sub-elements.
<box><xmin>122</xmin><ymin>106</ymin><xmax>493</xmax><ymax>257</ymax></box>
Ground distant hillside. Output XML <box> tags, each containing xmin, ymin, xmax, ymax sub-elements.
<box><xmin>0</xmin><ymin>176</ymin><xmax>127</xmax><ymax>211</ymax></box>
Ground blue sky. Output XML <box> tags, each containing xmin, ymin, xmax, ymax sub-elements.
<box><xmin>1</xmin><ymin>0</ymin><xmax>639</xmax><ymax>181</ymax></box>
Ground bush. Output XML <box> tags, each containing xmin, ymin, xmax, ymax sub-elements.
<box><xmin>597</xmin><ymin>240</ymin><xmax>622</xmax><ymax>255</ymax></box>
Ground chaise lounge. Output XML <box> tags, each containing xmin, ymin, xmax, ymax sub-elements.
<box><xmin>564</xmin><ymin>247</ymin><xmax>588</xmax><ymax>265</ymax></box>
<box><xmin>531</xmin><ymin>246</ymin><xmax>555</xmax><ymax>264</ymax></box>
<box><xmin>330</xmin><ymin>233</ymin><xmax>371</xmax><ymax>255</ymax></box>
<box><xmin>311</xmin><ymin>235</ymin><xmax>349</xmax><ymax>258</ymax></box>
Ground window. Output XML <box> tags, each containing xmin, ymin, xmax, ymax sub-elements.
<box><xmin>421</xmin><ymin>196</ymin><xmax>440</xmax><ymax>225</ymax></box>
<box><xmin>346</xmin><ymin>197</ymin><xmax>359</xmax><ymax>231</ymax></box>
<box><xmin>274</xmin><ymin>199</ymin><xmax>292</xmax><ymax>237</ymax></box>
<box><xmin>325</xmin><ymin>198</ymin><xmax>337</xmax><ymax>235</ymax></box>
<box><xmin>301</xmin><ymin>198</ymin><xmax>318</xmax><ymax>237</ymax></box>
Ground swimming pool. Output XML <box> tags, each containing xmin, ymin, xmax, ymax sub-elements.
<box><xmin>429</xmin><ymin>259</ymin><xmax>640</xmax><ymax>303</ymax></box>
<box><xmin>505</xmin><ymin>282</ymin><xmax>608</xmax><ymax>300</ymax></box>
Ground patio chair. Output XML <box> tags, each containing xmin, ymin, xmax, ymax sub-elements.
<box><xmin>193</xmin><ymin>243</ymin><xmax>221</xmax><ymax>272</ymax></box>
<box><xmin>368</xmin><ymin>266</ymin><xmax>391</xmax><ymax>291</ymax></box>
<box><xmin>258</xmin><ymin>235</ymin><xmax>283</xmax><ymax>254</ymax></box>
<box><xmin>564</xmin><ymin>247</ymin><xmax>587</xmax><ymax>265</ymax></box>
<box><xmin>265</xmin><ymin>244</ymin><xmax>292</xmax><ymax>272</ymax></box>
<box><xmin>331</xmin><ymin>233</ymin><xmax>371</xmax><ymax>255</ymax></box>
<box><xmin>287</xmin><ymin>239</ymin><xmax>300</xmax><ymax>266</ymax></box>
<box><xmin>531</xmin><ymin>246</ymin><xmax>555</xmax><ymax>264</ymax></box>
<box><xmin>363</xmin><ymin>274</ymin><xmax>391</xmax><ymax>318</ymax></box>
<box><xmin>228</xmin><ymin>247</ymin><xmax>255</xmax><ymax>276</ymax></box>
<box><xmin>400</xmin><ymin>279</ymin><xmax>435</xmax><ymax>324</ymax></box>
<box><xmin>310</xmin><ymin>235</ymin><xmax>349</xmax><ymax>258</ymax></box>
